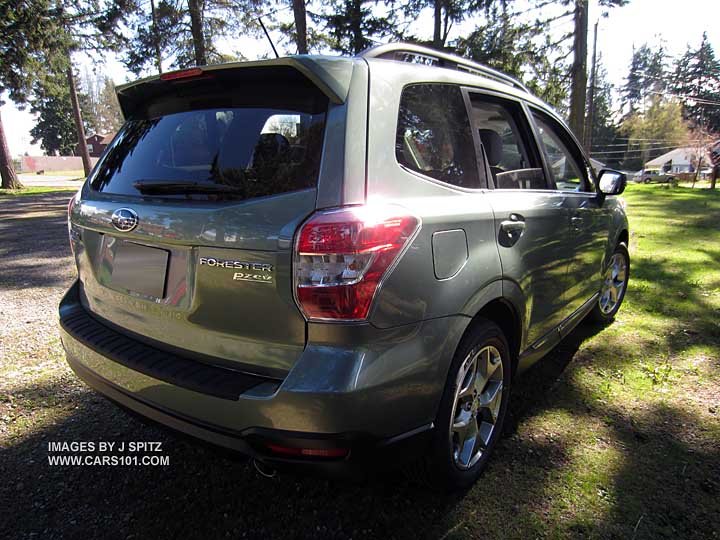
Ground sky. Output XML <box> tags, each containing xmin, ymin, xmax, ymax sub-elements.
<box><xmin>2</xmin><ymin>0</ymin><xmax>719</xmax><ymax>157</ymax></box>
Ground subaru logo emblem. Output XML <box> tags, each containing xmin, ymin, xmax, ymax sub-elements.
<box><xmin>111</xmin><ymin>208</ymin><xmax>139</xmax><ymax>232</ymax></box>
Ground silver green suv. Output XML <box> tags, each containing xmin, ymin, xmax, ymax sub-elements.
<box><xmin>59</xmin><ymin>43</ymin><xmax>629</xmax><ymax>490</ymax></box>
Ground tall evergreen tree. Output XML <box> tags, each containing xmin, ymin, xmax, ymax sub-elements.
<box><xmin>672</xmin><ymin>33</ymin><xmax>720</xmax><ymax>132</ymax></box>
<box><xmin>621</xmin><ymin>43</ymin><xmax>666</xmax><ymax>114</ymax></box>
<box><xmin>320</xmin><ymin>0</ymin><xmax>396</xmax><ymax>55</ymax></box>
<box><xmin>0</xmin><ymin>0</ymin><xmax>67</xmax><ymax>188</ymax></box>
<box><xmin>29</xmin><ymin>67</ymin><xmax>95</xmax><ymax>155</ymax></box>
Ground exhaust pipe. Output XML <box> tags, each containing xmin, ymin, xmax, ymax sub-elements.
<box><xmin>252</xmin><ymin>458</ymin><xmax>276</xmax><ymax>478</ymax></box>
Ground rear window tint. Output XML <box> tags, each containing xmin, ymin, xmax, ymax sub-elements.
<box><xmin>396</xmin><ymin>84</ymin><xmax>481</xmax><ymax>189</ymax></box>
<box><xmin>91</xmin><ymin>93</ymin><xmax>327</xmax><ymax>201</ymax></box>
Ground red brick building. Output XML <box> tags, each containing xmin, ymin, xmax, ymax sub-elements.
<box><xmin>76</xmin><ymin>133</ymin><xmax>114</xmax><ymax>158</ymax></box>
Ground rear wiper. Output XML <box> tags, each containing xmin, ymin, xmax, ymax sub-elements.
<box><xmin>133</xmin><ymin>181</ymin><xmax>244</xmax><ymax>195</ymax></box>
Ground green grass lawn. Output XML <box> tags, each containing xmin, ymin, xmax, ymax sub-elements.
<box><xmin>462</xmin><ymin>183</ymin><xmax>720</xmax><ymax>539</ymax></box>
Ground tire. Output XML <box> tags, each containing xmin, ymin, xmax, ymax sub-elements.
<box><xmin>643</xmin><ymin>177</ymin><xmax>651</xmax><ymax>184</ymax></box>
<box><xmin>590</xmin><ymin>242</ymin><xmax>630</xmax><ymax>322</ymax></box>
<box><xmin>407</xmin><ymin>319</ymin><xmax>512</xmax><ymax>491</ymax></box>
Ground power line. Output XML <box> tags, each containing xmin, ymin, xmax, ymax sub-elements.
<box><xmin>611</xmin><ymin>137</ymin><xmax>706</xmax><ymax>142</ymax></box>
<box><xmin>592</xmin><ymin>140</ymin><xmax>703</xmax><ymax>149</ymax></box>
<box><xmin>511</xmin><ymin>0</ymin><xmax>562</xmax><ymax>18</ymax></box>
<box><xmin>590</xmin><ymin>145</ymin><xmax>692</xmax><ymax>156</ymax></box>
<box><xmin>620</xmin><ymin>84</ymin><xmax>720</xmax><ymax>106</ymax></box>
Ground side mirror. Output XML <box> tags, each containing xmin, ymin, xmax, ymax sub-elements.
<box><xmin>598</xmin><ymin>169</ymin><xmax>627</xmax><ymax>196</ymax></box>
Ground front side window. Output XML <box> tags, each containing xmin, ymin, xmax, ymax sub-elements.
<box><xmin>396</xmin><ymin>84</ymin><xmax>481</xmax><ymax>189</ymax></box>
<box><xmin>531</xmin><ymin>112</ymin><xmax>592</xmax><ymax>192</ymax></box>
<box><xmin>468</xmin><ymin>94</ymin><xmax>546</xmax><ymax>190</ymax></box>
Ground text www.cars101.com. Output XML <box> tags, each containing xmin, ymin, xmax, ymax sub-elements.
<box><xmin>48</xmin><ymin>455</ymin><xmax>170</xmax><ymax>466</ymax></box>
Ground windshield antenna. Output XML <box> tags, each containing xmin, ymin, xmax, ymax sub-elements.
<box><xmin>257</xmin><ymin>17</ymin><xmax>279</xmax><ymax>59</ymax></box>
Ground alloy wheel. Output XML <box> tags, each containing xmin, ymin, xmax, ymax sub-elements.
<box><xmin>449</xmin><ymin>345</ymin><xmax>504</xmax><ymax>470</ymax></box>
<box><xmin>599</xmin><ymin>252</ymin><xmax>628</xmax><ymax>315</ymax></box>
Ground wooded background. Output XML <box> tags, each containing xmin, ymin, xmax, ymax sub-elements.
<box><xmin>1</xmin><ymin>0</ymin><xmax>719</xmax><ymax>189</ymax></box>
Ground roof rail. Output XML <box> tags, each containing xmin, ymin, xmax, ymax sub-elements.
<box><xmin>358</xmin><ymin>42</ymin><xmax>529</xmax><ymax>92</ymax></box>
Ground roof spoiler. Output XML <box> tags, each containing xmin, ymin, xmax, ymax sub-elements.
<box><xmin>115</xmin><ymin>56</ymin><xmax>356</xmax><ymax>119</ymax></box>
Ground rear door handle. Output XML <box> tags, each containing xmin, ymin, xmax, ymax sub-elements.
<box><xmin>499</xmin><ymin>214</ymin><xmax>526</xmax><ymax>247</ymax></box>
<box><xmin>500</xmin><ymin>220</ymin><xmax>526</xmax><ymax>234</ymax></box>
<box><xmin>571</xmin><ymin>215</ymin><xmax>583</xmax><ymax>230</ymax></box>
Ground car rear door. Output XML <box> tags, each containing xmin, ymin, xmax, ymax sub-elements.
<box><xmin>465</xmin><ymin>90</ymin><xmax>576</xmax><ymax>348</ymax></box>
<box><xmin>69</xmin><ymin>66</ymin><xmax>338</xmax><ymax>377</ymax></box>
<box><xmin>528</xmin><ymin>108</ymin><xmax>611</xmax><ymax>320</ymax></box>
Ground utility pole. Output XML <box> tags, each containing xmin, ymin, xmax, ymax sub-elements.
<box><xmin>568</xmin><ymin>0</ymin><xmax>589</xmax><ymax>142</ymax></box>
<box><xmin>67</xmin><ymin>61</ymin><xmax>92</xmax><ymax>177</ymax></box>
<box><xmin>585</xmin><ymin>19</ymin><xmax>599</xmax><ymax>150</ymax></box>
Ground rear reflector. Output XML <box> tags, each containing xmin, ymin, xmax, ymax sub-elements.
<box><xmin>159</xmin><ymin>67</ymin><xmax>204</xmax><ymax>81</ymax></box>
<box><xmin>266</xmin><ymin>443</ymin><xmax>349</xmax><ymax>458</ymax></box>
<box><xmin>294</xmin><ymin>205</ymin><xmax>420</xmax><ymax>320</ymax></box>
<box><xmin>67</xmin><ymin>192</ymin><xmax>78</xmax><ymax>255</ymax></box>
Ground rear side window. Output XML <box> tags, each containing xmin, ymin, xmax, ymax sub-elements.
<box><xmin>91</xmin><ymin>91</ymin><xmax>327</xmax><ymax>200</ymax></box>
<box><xmin>396</xmin><ymin>84</ymin><xmax>481</xmax><ymax>189</ymax></box>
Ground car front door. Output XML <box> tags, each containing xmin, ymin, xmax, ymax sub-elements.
<box><xmin>529</xmin><ymin>108</ymin><xmax>611</xmax><ymax>322</ymax></box>
<box><xmin>466</xmin><ymin>90</ymin><xmax>576</xmax><ymax>350</ymax></box>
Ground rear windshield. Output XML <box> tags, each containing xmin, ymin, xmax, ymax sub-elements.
<box><xmin>91</xmin><ymin>91</ymin><xmax>327</xmax><ymax>200</ymax></box>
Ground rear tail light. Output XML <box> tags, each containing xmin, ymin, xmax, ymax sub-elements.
<box><xmin>67</xmin><ymin>194</ymin><xmax>77</xmax><ymax>255</ymax></box>
<box><xmin>293</xmin><ymin>205</ymin><xmax>420</xmax><ymax>320</ymax></box>
<box><xmin>266</xmin><ymin>443</ymin><xmax>349</xmax><ymax>459</ymax></box>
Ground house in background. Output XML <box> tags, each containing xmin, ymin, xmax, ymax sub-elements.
<box><xmin>645</xmin><ymin>147</ymin><xmax>711</xmax><ymax>173</ymax></box>
<box><xmin>76</xmin><ymin>133</ymin><xmax>114</xmax><ymax>158</ymax></box>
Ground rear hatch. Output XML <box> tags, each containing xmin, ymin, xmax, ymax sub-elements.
<box><xmin>70</xmin><ymin>64</ymin><xmax>336</xmax><ymax>377</ymax></box>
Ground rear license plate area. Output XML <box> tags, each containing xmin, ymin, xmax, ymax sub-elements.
<box><xmin>110</xmin><ymin>240</ymin><xmax>169</xmax><ymax>298</ymax></box>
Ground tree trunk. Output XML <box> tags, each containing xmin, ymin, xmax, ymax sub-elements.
<box><xmin>67</xmin><ymin>64</ymin><xmax>92</xmax><ymax>177</ymax></box>
<box><xmin>292</xmin><ymin>0</ymin><xmax>308</xmax><ymax>54</ymax></box>
<box><xmin>711</xmin><ymin>165</ymin><xmax>718</xmax><ymax>190</ymax></box>
<box><xmin>350</xmin><ymin>0</ymin><xmax>363</xmax><ymax>54</ymax></box>
<box><xmin>568</xmin><ymin>0</ymin><xmax>588</xmax><ymax>142</ymax></box>
<box><xmin>433</xmin><ymin>0</ymin><xmax>442</xmax><ymax>49</ymax></box>
<box><xmin>150</xmin><ymin>0</ymin><xmax>163</xmax><ymax>73</ymax></box>
<box><xmin>188</xmin><ymin>0</ymin><xmax>207</xmax><ymax>66</ymax></box>
<box><xmin>693</xmin><ymin>155</ymin><xmax>702</xmax><ymax>187</ymax></box>
<box><xmin>0</xmin><ymin>110</ymin><xmax>23</xmax><ymax>190</ymax></box>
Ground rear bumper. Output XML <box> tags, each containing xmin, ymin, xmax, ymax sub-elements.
<box><xmin>59</xmin><ymin>280</ymin><xmax>469</xmax><ymax>471</ymax></box>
